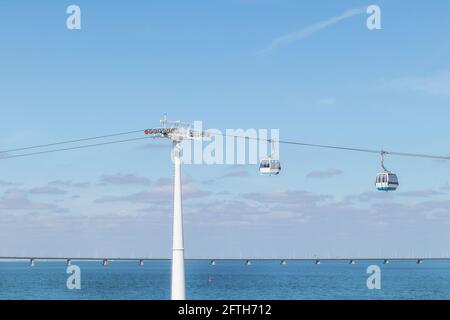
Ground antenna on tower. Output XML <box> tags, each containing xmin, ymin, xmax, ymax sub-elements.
<box><xmin>146</xmin><ymin>114</ymin><xmax>209</xmax><ymax>142</ymax></box>
<box><xmin>161</xmin><ymin>113</ymin><xmax>168</xmax><ymax>129</ymax></box>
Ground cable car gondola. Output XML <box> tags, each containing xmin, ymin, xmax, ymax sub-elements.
<box><xmin>259</xmin><ymin>157</ymin><xmax>281</xmax><ymax>175</ymax></box>
<box><xmin>375</xmin><ymin>151</ymin><xmax>399</xmax><ymax>191</ymax></box>
<box><xmin>259</xmin><ymin>140</ymin><xmax>281</xmax><ymax>175</ymax></box>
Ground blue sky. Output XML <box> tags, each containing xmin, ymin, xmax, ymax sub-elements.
<box><xmin>1</xmin><ymin>0</ymin><xmax>450</xmax><ymax>258</ymax></box>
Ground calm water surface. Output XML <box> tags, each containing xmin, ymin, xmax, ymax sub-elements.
<box><xmin>0</xmin><ymin>260</ymin><xmax>449</xmax><ymax>299</ymax></box>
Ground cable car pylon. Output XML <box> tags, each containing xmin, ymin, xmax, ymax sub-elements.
<box><xmin>144</xmin><ymin>114</ymin><xmax>209</xmax><ymax>300</ymax></box>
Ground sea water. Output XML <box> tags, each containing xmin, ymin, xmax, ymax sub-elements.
<box><xmin>0</xmin><ymin>260</ymin><xmax>449</xmax><ymax>299</ymax></box>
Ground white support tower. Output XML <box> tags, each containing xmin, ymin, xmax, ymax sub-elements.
<box><xmin>144</xmin><ymin>114</ymin><xmax>208</xmax><ymax>300</ymax></box>
<box><xmin>171</xmin><ymin>139</ymin><xmax>185</xmax><ymax>300</ymax></box>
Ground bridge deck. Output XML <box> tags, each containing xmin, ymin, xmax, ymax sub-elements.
<box><xmin>0</xmin><ymin>257</ymin><xmax>448</xmax><ymax>261</ymax></box>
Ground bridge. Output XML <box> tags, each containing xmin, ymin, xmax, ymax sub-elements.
<box><xmin>1</xmin><ymin>256</ymin><xmax>449</xmax><ymax>266</ymax></box>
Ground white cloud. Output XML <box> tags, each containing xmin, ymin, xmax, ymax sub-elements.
<box><xmin>317</xmin><ymin>98</ymin><xmax>336</xmax><ymax>107</ymax></box>
<box><xmin>346</xmin><ymin>191</ymin><xmax>394</xmax><ymax>202</ymax></box>
<box><xmin>306</xmin><ymin>168</ymin><xmax>343</xmax><ymax>179</ymax></box>
<box><xmin>383</xmin><ymin>71</ymin><xmax>450</xmax><ymax>96</ymax></box>
<box><xmin>3</xmin><ymin>183</ymin><xmax>450</xmax><ymax>257</ymax></box>
<box><xmin>48</xmin><ymin>180</ymin><xmax>90</xmax><ymax>189</ymax></box>
<box><xmin>94</xmin><ymin>183</ymin><xmax>210</xmax><ymax>204</ymax></box>
<box><xmin>222</xmin><ymin>170</ymin><xmax>249</xmax><ymax>179</ymax></box>
<box><xmin>98</xmin><ymin>173</ymin><xmax>152</xmax><ymax>186</ymax></box>
<box><xmin>0</xmin><ymin>179</ymin><xmax>16</xmax><ymax>187</ymax></box>
<box><xmin>397</xmin><ymin>190</ymin><xmax>444</xmax><ymax>198</ymax></box>
<box><xmin>244</xmin><ymin>190</ymin><xmax>332</xmax><ymax>206</ymax></box>
<box><xmin>28</xmin><ymin>186</ymin><xmax>68</xmax><ymax>195</ymax></box>
<box><xmin>260</xmin><ymin>7</ymin><xmax>366</xmax><ymax>55</ymax></box>
<box><xmin>155</xmin><ymin>174</ymin><xmax>193</xmax><ymax>187</ymax></box>
<box><xmin>0</xmin><ymin>190</ymin><xmax>67</xmax><ymax>213</ymax></box>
